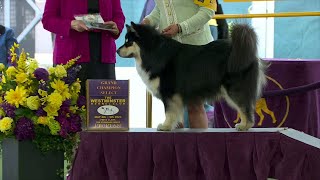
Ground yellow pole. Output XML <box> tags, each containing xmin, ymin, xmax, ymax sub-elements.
<box><xmin>146</xmin><ymin>91</ymin><xmax>153</xmax><ymax>128</ymax></box>
<box><xmin>214</xmin><ymin>12</ymin><xmax>320</xmax><ymax>19</ymax></box>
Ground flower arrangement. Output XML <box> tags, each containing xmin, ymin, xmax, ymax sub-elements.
<box><xmin>0</xmin><ymin>43</ymin><xmax>86</xmax><ymax>167</ymax></box>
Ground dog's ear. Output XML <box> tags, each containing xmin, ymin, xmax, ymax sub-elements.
<box><xmin>127</xmin><ymin>22</ymin><xmax>140</xmax><ymax>38</ymax></box>
<box><xmin>126</xmin><ymin>24</ymin><xmax>131</xmax><ymax>32</ymax></box>
<box><xmin>131</xmin><ymin>21</ymin><xmax>136</xmax><ymax>27</ymax></box>
<box><xmin>126</xmin><ymin>24</ymin><xmax>130</xmax><ymax>28</ymax></box>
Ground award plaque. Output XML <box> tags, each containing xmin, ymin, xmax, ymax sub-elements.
<box><xmin>86</xmin><ymin>79</ymin><xmax>129</xmax><ymax>131</ymax></box>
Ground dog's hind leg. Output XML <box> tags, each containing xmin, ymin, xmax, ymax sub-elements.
<box><xmin>222</xmin><ymin>87</ymin><xmax>255</xmax><ymax>131</ymax></box>
<box><xmin>234</xmin><ymin>105</ymin><xmax>255</xmax><ymax>131</ymax></box>
<box><xmin>157</xmin><ymin>94</ymin><xmax>184</xmax><ymax>131</ymax></box>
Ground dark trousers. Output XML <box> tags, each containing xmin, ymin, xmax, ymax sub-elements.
<box><xmin>78</xmin><ymin>62</ymin><xmax>115</xmax><ymax>96</ymax></box>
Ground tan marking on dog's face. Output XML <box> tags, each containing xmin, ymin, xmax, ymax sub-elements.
<box><xmin>117</xmin><ymin>42</ymin><xmax>137</xmax><ymax>57</ymax></box>
<box><xmin>117</xmin><ymin>42</ymin><xmax>142</xmax><ymax>64</ymax></box>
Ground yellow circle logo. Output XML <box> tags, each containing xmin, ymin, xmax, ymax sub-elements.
<box><xmin>233</xmin><ymin>75</ymin><xmax>290</xmax><ymax>127</ymax></box>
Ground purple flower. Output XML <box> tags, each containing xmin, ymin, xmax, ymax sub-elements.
<box><xmin>57</xmin><ymin>115</ymin><xmax>71</xmax><ymax>138</ymax></box>
<box><xmin>59</xmin><ymin>128</ymin><xmax>68</xmax><ymax>138</ymax></box>
<box><xmin>63</xmin><ymin>65</ymin><xmax>81</xmax><ymax>84</ymax></box>
<box><xmin>77</xmin><ymin>96</ymin><xmax>86</xmax><ymax>108</ymax></box>
<box><xmin>1</xmin><ymin>103</ymin><xmax>16</xmax><ymax>118</ymax></box>
<box><xmin>58</xmin><ymin>107</ymin><xmax>70</xmax><ymax>117</ymax></box>
<box><xmin>34</xmin><ymin>68</ymin><xmax>49</xmax><ymax>81</ymax></box>
<box><xmin>58</xmin><ymin>100</ymin><xmax>71</xmax><ymax>117</ymax></box>
<box><xmin>14</xmin><ymin>117</ymin><xmax>35</xmax><ymax>141</ymax></box>
<box><xmin>38</xmin><ymin>81</ymin><xmax>48</xmax><ymax>91</ymax></box>
<box><xmin>56</xmin><ymin>114</ymin><xmax>67</xmax><ymax>124</ymax></box>
<box><xmin>62</xmin><ymin>100</ymin><xmax>71</xmax><ymax>107</ymax></box>
<box><xmin>57</xmin><ymin>113</ymin><xmax>82</xmax><ymax>137</ymax></box>
<box><xmin>7</xmin><ymin>55</ymin><xmax>17</xmax><ymax>67</ymax></box>
<box><xmin>36</xmin><ymin>107</ymin><xmax>47</xmax><ymax>116</ymax></box>
<box><xmin>69</xmin><ymin>114</ymin><xmax>82</xmax><ymax>133</ymax></box>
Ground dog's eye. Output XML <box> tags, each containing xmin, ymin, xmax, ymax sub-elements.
<box><xmin>125</xmin><ymin>41</ymin><xmax>133</xmax><ymax>47</ymax></box>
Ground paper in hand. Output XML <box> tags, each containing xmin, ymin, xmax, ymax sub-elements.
<box><xmin>74</xmin><ymin>13</ymin><xmax>113</xmax><ymax>31</ymax></box>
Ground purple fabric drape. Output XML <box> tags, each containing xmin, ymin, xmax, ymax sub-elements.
<box><xmin>68</xmin><ymin>130</ymin><xmax>320</xmax><ymax>180</ymax></box>
<box><xmin>214</xmin><ymin>59</ymin><xmax>320</xmax><ymax>138</ymax></box>
<box><xmin>139</xmin><ymin>0</ymin><xmax>155</xmax><ymax>22</ymax></box>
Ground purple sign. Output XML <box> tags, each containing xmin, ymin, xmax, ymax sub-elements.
<box><xmin>86</xmin><ymin>79</ymin><xmax>129</xmax><ymax>131</ymax></box>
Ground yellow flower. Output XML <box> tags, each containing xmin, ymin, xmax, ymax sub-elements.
<box><xmin>48</xmin><ymin>67</ymin><xmax>55</xmax><ymax>75</ymax></box>
<box><xmin>17</xmin><ymin>49</ymin><xmax>27</xmax><ymax>71</ymax></box>
<box><xmin>0</xmin><ymin>108</ymin><xmax>5</xmax><ymax>116</ymax></box>
<box><xmin>43</xmin><ymin>104</ymin><xmax>59</xmax><ymax>117</ymax></box>
<box><xmin>27</xmin><ymin>85</ymin><xmax>35</xmax><ymax>94</ymax></box>
<box><xmin>69</xmin><ymin>94</ymin><xmax>79</xmax><ymax>105</ymax></box>
<box><xmin>38</xmin><ymin>89</ymin><xmax>48</xmax><ymax>97</ymax></box>
<box><xmin>51</xmin><ymin>79</ymin><xmax>68</xmax><ymax>92</ymax></box>
<box><xmin>61</xmin><ymin>90</ymin><xmax>71</xmax><ymax>101</ymax></box>
<box><xmin>0</xmin><ymin>63</ymin><xmax>5</xmax><ymax>71</ymax></box>
<box><xmin>71</xmin><ymin>80</ymin><xmax>81</xmax><ymax>94</ymax></box>
<box><xmin>37</xmin><ymin>116</ymin><xmax>50</xmax><ymax>125</ymax></box>
<box><xmin>48</xmin><ymin>118</ymin><xmax>61</xmax><ymax>135</ymax></box>
<box><xmin>13</xmin><ymin>42</ymin><xmax>20</xmax><ymax>49</ymax></box>
<box><xmin>1</xmin><ymin>75</ymin><xmax>6</xmax><ymax>83</ymax></box>
<box><xmin>63</xmin><ymin>56</ymin><xmax>81</xmax><ymax>69</ymax></box>
<box><xmin>27</xmin><ymin>59</ymin><xmax>39</xmax><ymax>74</ymax></box>
<box><xmin>10</xmin><ymin>56</ymin><xmax>17</xmax><ymax>64</ymax></box>
<box><xmin>6</xmin><ymin>66</ymin><xmax>17</xmax><ymax>79</ymax></box>
<box><xmin>50</xmin><ymin>79</ymin><xmax>71</xmax><ymax>100</ymax></box>
<box><xmin>5</xmin><ymin>86</ymin><xmax>28</xmax><ymax>108</ymax></box>
<box><xmin>26</xmin><ymin>96</ymin><xmax>40</xmax><ymax>110</ymax></box>
<box><xmin>15</xmin><ymin>72</ymin><xmax>28</xmax><ymax>84</ymax></box>
<box><xmin>9</xmin><ymin>43</ymin><xmax>19</xmax><ymax>63</ymax></box>
<box><xmin>0</xmin><ymin>117</ymin><xmax>14</xmax><ymax>133</ymax></box>
<box><xmin>69</xmin><ymin>106</ymin><xmax>79</xmax><ymax>113</ymax></box>
<box><xmin>47</xmin><ymin>92</ymin><xmax>63</xmax><ymax>108</ymax></box>
<box><xmin>54</xmin><ymin>65</ymin><xmax>67</xmax><ymax>78</ymax></box>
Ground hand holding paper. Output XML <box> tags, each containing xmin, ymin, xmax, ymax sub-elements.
<box><xmin>103</xmin><ymin>21</ymin><xmax>119</xmax><ymax>35</ymax></box>
<box><xmin>74</xmin><ymin>13</ymin><xmax>119</xmax><ymax>35</ymax></box>
<box><xmin>71</xmin><ymin>20</ymin><xmax>89</xmax><ymax>32</ymax></box>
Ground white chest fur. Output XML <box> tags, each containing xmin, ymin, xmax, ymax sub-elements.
<box><xmin>135</xmin><ymin>62</ymin><xmax>161</xmax><ymax>99</ymax></box>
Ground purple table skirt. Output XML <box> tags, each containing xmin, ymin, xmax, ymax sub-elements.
<box><xmin>68</xmin><ymin>129</ymin><xmax>320</xmax><ymax>180</ymax></box>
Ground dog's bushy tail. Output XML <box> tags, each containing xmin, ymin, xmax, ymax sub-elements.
<box><xmin>228</xmin><ymin>23</ymin><xmax>258</xmax><ymax>73</ymax></box>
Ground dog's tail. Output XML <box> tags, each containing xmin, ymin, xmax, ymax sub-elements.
<box><xmin>228</xmin><ymin>23</ymin><xmax>258</xmax><ymax>73</ymax></box>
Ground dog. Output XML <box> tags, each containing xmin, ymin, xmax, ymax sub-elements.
<box><xmin>117</xmin><ymin>22</ymin><xmax>267</xmax><ymax>131</ymax></box>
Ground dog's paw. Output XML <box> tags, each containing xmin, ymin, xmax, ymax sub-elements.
<box><xmin>157</xmin><ymin>123</ymin><xmax>173</xmax><ymax>131</ymax></box>
<box><xmin>235</xmin><ymin>122</ymin><xmax>254</xmax><ymax>131</ymax></box>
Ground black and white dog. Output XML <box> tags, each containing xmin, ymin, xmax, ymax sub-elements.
<box><xmin>117</xmin><ymin>22</ymin><xmax>267</xmax><ymax>131</ymax></box>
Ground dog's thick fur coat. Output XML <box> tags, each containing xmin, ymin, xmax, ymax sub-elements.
<box><xmin>117</xmin><ymin>22</ymin><xmax>267</xmax><ymax>131</ymax></box>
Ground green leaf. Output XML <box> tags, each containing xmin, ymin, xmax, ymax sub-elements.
<box><xmin>14</xmin><ymin>108</ymin><xmax>34</xmax><ymax>119</ymax></box>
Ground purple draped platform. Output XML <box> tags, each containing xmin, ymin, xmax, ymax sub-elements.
<box><xmin>214</xmin><ymin>59</ymin><xmax>320</xmax><ymax>138</ymax></box>
<box><xmin>68</xmin><ymin>128</ymin><xmax>320</xmax><ymax>180</ymax></box>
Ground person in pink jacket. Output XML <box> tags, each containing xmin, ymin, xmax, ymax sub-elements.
<box><xmin>42</xmin><ymin>0</ymin><xmax>125</xmax><ymax>95</ymax></box>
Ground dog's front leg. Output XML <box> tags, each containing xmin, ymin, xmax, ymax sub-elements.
<box><xmin>157</xmin><ymin>94</ymin><xmax>184</xmax><ymax>131</ymax></box>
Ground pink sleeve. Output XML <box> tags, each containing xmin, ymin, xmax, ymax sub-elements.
<box><xmin>42</xmin><ymin>0</ymin><xmax>72</xmax><ymax>36</ymax></box>
<box><xmin>111</xmin><ymin>0</ymin><xmax>125</xmax><ymax>39</ymax></box>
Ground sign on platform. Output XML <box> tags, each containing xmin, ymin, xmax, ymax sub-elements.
<box><xmin>86</xmin><ymin>79</ymin><xmax>129</xmax><ymax>131</ymax></box>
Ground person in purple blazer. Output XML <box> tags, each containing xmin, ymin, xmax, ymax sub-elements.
<box><xmin>42</xmin><ymin>0</ymin><xmax>125</xmax><ymax>95</ymax></box>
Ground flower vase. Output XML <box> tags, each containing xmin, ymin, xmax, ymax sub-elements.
<box><xmin>2</xmin><ymin>138</ymin><xmax>64</xmax><ymax>180</ymax></box>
